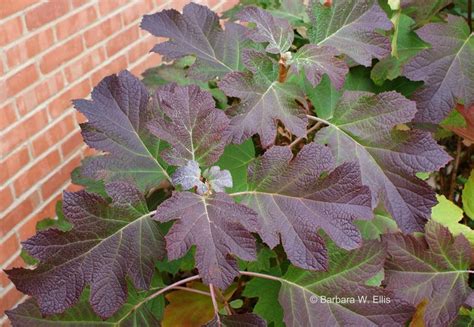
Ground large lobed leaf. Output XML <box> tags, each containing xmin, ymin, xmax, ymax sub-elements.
<box><xmin>6</xmin><ymin>287</ymin><xmax>163</xmax><ymax>326</ymax></box>
<box><xmin>74</xmin><ymin>70</ymin><xmax>169</xmax><ymax>192</ymax></box>
<box><xmin>236</xmin><ymin>6</ymin><xmax>294</xmax><ymax>54</ymax></box>
<box><xmin>235</xmin><ymin>142</ymin><xmax>373</xmax><ymax>270</ymax></box>
<box><xmin>147</xmin><ymin>83</ymin><xmax>230</xmax><ymax>167</ymax></box>
<box><xmin>154</xmin><ymin>192</ymin><xmax>258</xmax><ymax>289</ymax></box>
<box><xmin>247</xmin><ymin>241</ymin><xmax>414</xmax><ymax>326</ymax></box>
<box><xmin>308</xmin><ymin>0</ymin><xmax>392</xmax><ymax>66</ymax></box>
<box><xmin>403</xmin><ymin>15</ymin><xmax>474</xmax><ymax>123</ymax></box>
<box><xmin>314</xmin><ymin>91</ymin><xmax>451</xmax><ymax>232</ymax></box>
<box><xmin>219</xmin><ymin>49</ymin><xmax>308</xmax><ymax>147</ymax></box>
<box><xmin>400</xmin><ymin>0</ymin><xmax>451</xmax><ymax>25</ymax></box>
<box><xmin>289</xmin><ymin>44</ymin><xmax>349</xmax><ymax>89</ymax></box>
<box><xmin>383</xmin><ymin>221</ymin><xmax>472</xmax><ymax>326</ymax></box>
<box><xmin>141</xmin><ymin>2</ymin><xmax>247</xmax><ymax>80</ymax></box>
<box><xmin>6</xmin><ymin>182</ymin><xmax>165</xmax><ymax>319</ymax></box>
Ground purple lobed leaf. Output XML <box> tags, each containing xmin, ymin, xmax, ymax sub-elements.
<box><xmin>6</xmin><ymin>182</ymin><xmax>165</xmax><ymax>319</ymax></box>
<box><xmin>74</xmin><ymin>70</ymin><xmax>168</xmax><ymax>192</ymax></box>
<box><xmin>278</xmin><ymin>241</ymin><xmax>414</xmax><ymax>326</ymax></box>
<box><xmin>314</xmin><ymin>91</ymin><xmax>452</xmax><ymax>232</ymax></box>
<box><xmin>219</xmin><ymin>49</ymin><xmax>308</xmax><ymax>147</ymax></box>
<box><xmin>383</xmin><ymin>221</ymin><xmax>472</xmax><ymax>326</ymax></box>
<box><xmin>236</xmin><ymin>6</ymin><xmax>294</xmax><ymax>54</ymax></box>
<box><xmin>147</xmin><ymin>83</ymin><xmax>230</xmax><ymax>167</ymax></box>
<box><xmin>309</xmin><ymin>0</ymin><xmax>392</xmax><ymax>66</ymax></box>
<box><xmin>141</xmin><ymin>2</ymin><xmax>247</xmax><ymax>79</ymax></box>
<box><xmin>289</xmin><ymin>44</ymin><xmax>349</xmax><ymax>89</ymax></box>
<box><xmin>237</xmin><ymin>143</ymin><xmax>373</xmax><ymax>270</ymax></box>
<box><xmin>403</xmin><ymin>15</ymin><xmax>474</xmax><ymax>123</ymax></box>
<box><xmin>154</xmin><ymin>192</ymin><xmax>258</xmax><ymax>289</ymax></box>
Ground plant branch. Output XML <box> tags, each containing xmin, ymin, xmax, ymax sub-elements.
<box><xmin>239</xmin><ymin>270</ymin><xmax>284</xmax><ymax>282</ymax></box>
<box><xmin>468</xmin><ymin>0</ymin><xmax>472</xmax><ymax>33</ymax></box>
<box><xmin>289</xmin><ymin>122</ymin><xmax>323</xmax><ymax>148</ymax></box>
<box><xmin>133</xmin><ymin>275</ymin><xmax>201</xmax><ymax>310</ymax></box>
<box><xmin>210</xmin><ymin>284</ymin><xmax>222</xmax><ymax>325</ymax></box>
<box><xmin>171</xmin><ymin>286</ymin><xmax>211</xmax><ymax>297</ymax></box>
<box><xmin>448</xmin><ymin>137</ymin><xmax>463</xmax><ymax>200</ymax></box>
<box><xmin>306</xmin><ymin>115</ymin><xmax>329</xmax><ymax>125</ymax></box>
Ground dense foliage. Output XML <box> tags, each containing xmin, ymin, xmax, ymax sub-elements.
<box><xmin>5</xmin><ymin>0</ymin><xmax>474</xmax><ymax>326</ymax></box>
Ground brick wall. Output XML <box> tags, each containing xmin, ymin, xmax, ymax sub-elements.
<box><xmin>0</xmin><ymin>0</ymin><xmax>237</xmax><ymax>324</ymax></box>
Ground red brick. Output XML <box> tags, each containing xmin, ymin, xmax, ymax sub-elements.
<box><xmin>0</xmin><ymin>192</ymin><xmax>40</xmax><ymax>238</ymax></box>
<box><xmin>36</xmin><ymin>193</ymin><xmax>61</xmax><ymax>221</ymax></box>
<box><xmin>98</xmin><ymin>0</ymin><xmax>128</xmax><ymax>16</ymax></box>
<box><xmin>106</xmin><ymin>25</ymin><xmax>139</xmax><ymax>58</ymax></box>
<box><xmin>121</xmin><ymin>1</ymin><xmax>152</xmax><ymax>26</ymax></box>
<box><xmin>13</xmin><ymin>150</ymin><xmax>61</xmax><ymax>197</ymax></box>
<box><xmin>32</xmin><ymin>114</ymin><xmax>76</xmax><ymax>157</ymax></box>
<box><xmin>71</xmin><ymin>0</ymin><xmax>89</xmax><ymax>8</ymax></box>
<box><xmin>0</xmin><ymin>187</ymin><xmax>13</xmax><ymax>213</ymax></box>
<box><xmin>0</xmin><ymin>0</ymin><xmax>37</xmax><ymax>19</ymax></box>
<box><xmin>130</xmin><ymin>54</ymin><xmax>162</xmax><ymax>77</ymax></box>
<box><xmin>40</xmin><ymin>36</ymin><xmax>84</xmax><ymax>74</ymax></box>
<box><xmin>61</xmin><ymin>130</ymin><xmax>83</xmax><ymax>158</ymax></box>
<box><xmin>0</xmin><ymin>147</ymin><xmax>30</xmax><ymax>185</ymax></box>
<box><xmin>127</xmin><ymin>37</ymin><xmax>156</xmax><ymax>64</ymax></box>
<box><xmin>0</xmin><ymin>234</ymin><xmax>19</xmax><ymax>266</ymax></box>
<box><xmin>5</xmin><ymin>28</ymin><xmax>54</xmax><ymax>69</ymax></box>
<box><xmin>67</xmin><ymin>182</ymin><xmax>84</xmax><ymax>192</ymax></box>
<box><xmin>3</xmin><ymin>253</ymin><xmax>24</xmax><ymax>270</ymax></box>
<box><xmin>25</xmin><ymin>1</ymin><xmax>69</xmax><ymax>30</ymax></box>
<box><xmin>74</xmin><ymin>110</ymin><xmax>87</xmax><ymax>124</ymax></box>
<box><xmin>0</xmin><ymin>103</ymin><xmax>17</xmax><ymax>131</ymax></box>
<box><xmin>1</xmin><ymin>64</ymin><xmax>39</xmax><ymax>103</ymax></box>
<box><xmin>48</xmin><ymin>78</ymin><xmax>92</xmax><ymax>119</ymax></box>
<box><xmin>215</xmin><ymin>0</ymin><xmax>239</xmax><ymax>11</ymax></box>
<box><xmin>16</xmin><ymin>71</ymin><xmax>65</xmax><ymax>115</ymax></box>
<box><xmin>64</xmin><ymin>47</ymin><xmax>107</xmax><ymax>83</ymax></box>
<box><xmin>0</xmin><ymin>109</ymin><xmax>48</xmax><ymax>156</ymax></box>
<box><xmin>84</xmin><ymin>15</ymin><xmax>122</xmax><ymax>47</ymax></box>
<box><xmin>0</xmin><ymin>17</ymin><xmax>23</xmax><ymax>46</ymax></box>
<box><xmin>41</xmin><ymin>154</ymin><xmax>81</xmax><ymax>200</ymax></box>
<box><xmin>91</xmin><ymin>55</ymin><xmax>127</xmax><ymax>85</ymax></box>
<box><xmin>56</xmin><ymin>5</ymin><xmax>97</xmax><ymax>40</ymax></box>
<box><xmin>0</xmin><ymin>286</ymin><xmax>24</xmax><ymax>317</ymax></box>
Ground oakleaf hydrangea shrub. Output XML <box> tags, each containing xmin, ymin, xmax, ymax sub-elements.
<box><xmin>5</xmin><ymin>0</ymin><xmax>474</xmax><ymax>326</ymax></box>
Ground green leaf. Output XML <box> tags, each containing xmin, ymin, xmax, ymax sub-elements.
<box><xmin>6</xmin><ymin>287</ymin><xmax>164</xmax><ymax>326</ymax></box>
<box><xmin>142</xmin><ymin>56</ymin><xmax>196</xmax><ymax>87</ymax></box>
<box><xmin>35</xmin><ymin>200</ymin><xmax>72</xmax><ymax>232</ymax></box>
<box><xmin>239</xmin><ymin>246</ymin><xmax>277</xmax><ymax>272</ymax></box>
<box><xmin>155</xmin><ymin>248</ymin><xmax>195</xmax><ymax>275</ymax></box>
<box><xmin>431</xmin><ymin>195</ymin><xmax>474</xmax><ymax>245</ymax></box>
<box><xmin>242</xmin><ymin>271</ymin><xmax>284</xmax><ymax>327</ymax></box>
<box><xmin>356</xmin><ymin>210</ymin><xmax>398</xmax><ymax>240</ymax></box>
<box><xmin>463</xmin><ymin>170</ymin><xmax>474</xmax><ymax>219</ymax></box>
<box><xmin>214</xmin><ymin>140</ymin><xmax>255</xmax><ymax>193</ymax></box>
<box><xmin>304</xmin><ymin>74</ymin><xmax>342</xmax><ymax>120</ymax></box>
<box><xmin>371</xmin><ymin>14</ymin><xmax>428</xmax><ymax>85</ymax></box>
<box><xmin>71</xmin><ymin>165</ymin><xmax>107</xmax><ymax>197</ymax></box>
